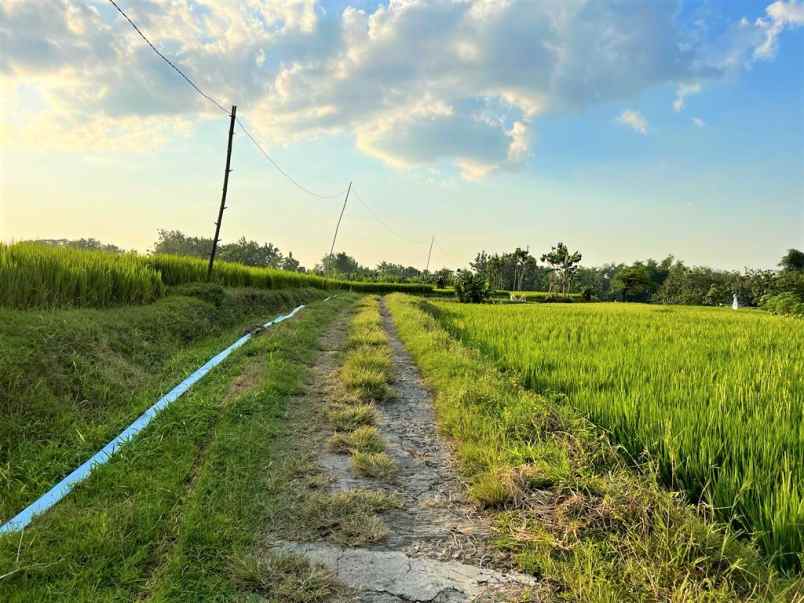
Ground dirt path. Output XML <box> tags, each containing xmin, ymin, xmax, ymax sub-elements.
<box><xmin>270</xmin><ymin>300</ymin><xmax>537</xmax><ymax>602</ymax></box>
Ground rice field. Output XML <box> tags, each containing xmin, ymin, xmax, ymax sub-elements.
<box><xmin>0</xmin><ymin>242</ymin><xmax>165</xmax><ymax>308</ymax></box>
<box><xmin>0</xmin><ymin>243</ymin><xmax>432</xmax><ymax>309</ymax></box>
<box><xmin>432</xmin><ymin>301</ymin><xmax>803</xmax><ymax>570</ymax></box>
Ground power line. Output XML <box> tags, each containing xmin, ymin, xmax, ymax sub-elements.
<box><xmin>350</xmin><ymin>189</ymin><xmax>427</xmax><ymax>246</ymax></box>
<box><xmin>433</xmin><ymin>239</ymin><xmax>466</xmax><ymax>269</ymax></box>
<box><xmin>105</xmin><ymin>0</ymin><xmax>466</xmax><ymax>266</ymax></box>
<box><xmin>352</xmin><ymin>188</ymin><xmax>466</xmax><ymax>269</ymax></box>
<box><xmin>105</xmin><ymin>0</ymin><xmax>230</xmax><ymax>116</ymax></box>
<box><xmin>106</xmin><ymin>0</ymin><xmax>345</xmax><ymax>201</ymax></box>
<box><xmin>235</xmin><ymin>118</ymin><xmax>346</xmax><ymax>200</ymax></box>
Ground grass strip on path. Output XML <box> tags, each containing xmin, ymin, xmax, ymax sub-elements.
<box><xmin>385</xmin><ymin>293</ymin><xmax>800</xmax><ymax>602</ymax></box>
<box><xmin>326</xmin><ymin>296</ymin><xmax>397</xmax><ymax>479</ymax></box>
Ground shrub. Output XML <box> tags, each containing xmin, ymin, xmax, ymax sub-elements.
<box><xmin>454</xmin><ymin>270</ymin><xmax>491</xmax><ymax>303</ymax></box>
<box><xmin>761</xmin><ymin>292</ymin><xmax>804</xmax><ymax>317</ymax></box>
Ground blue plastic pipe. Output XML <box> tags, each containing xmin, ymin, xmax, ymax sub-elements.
<box><xmin>0</xmin><ymin>304</ymin><xmax>305</xmax><ymax>535</ymax></box>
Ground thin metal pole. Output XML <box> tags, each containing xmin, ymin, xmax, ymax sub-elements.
<box><xmin>328</xmin><ymin>181</ymin><xmax>352</xmax><ymax>272</ymax></box>
<box><xmin>208</xmin><ymin>105</ymin><xmax>237</xmax><ymax>280</ymax></box>
<box><xmin>425</xmin><ymin>236</ymin><xmax>435</xmax><ymax>272</ymax></box>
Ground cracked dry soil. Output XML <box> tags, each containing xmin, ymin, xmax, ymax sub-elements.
<box><xmin>269</xmin><ymin>300</ymin><xmax>538</xmax><ymax>602</ymax></box>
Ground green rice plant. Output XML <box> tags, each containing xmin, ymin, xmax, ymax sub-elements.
<box><xmin>386</xmin><ymin>293</ymin><xmax>794</xmax><ymax>599</ymax></box>
<box><xmin>0</xmin><ymin>242</ymin><xmax>164</xmax><ymax>308</ymax></box>
<box><xmin>430</xmin><ymin>300</ymin><xmax>804</xmax><ymax>571</ymax></box>
<box><xmin>0</xmin><ymin>244</ymin><xmax>434</xmax><ymax>309</ymax></box>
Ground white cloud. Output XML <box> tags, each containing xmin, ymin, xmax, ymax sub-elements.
<box><xmin>754</xmin><ymin>0</ymin><xmax>804</xmax><ymax>59</ymax></box>
<box><xmin>616</xmin><ymin>110</ymin><xmax>648</xmax><ymax>135</ymax></box>
<box><xmin>1</xmin><ymin>0</ymin><xmax>801</xmax><ymax>176</ymax></box>
<box><xmin>673</xmin><ymin>82</ymin><xmax>702</xmax><ymax>112</ymax></box>
<box><xmin>692</xmin><ymin>117</ymin><xmax>706</xmax><ymax>128</ymax></box>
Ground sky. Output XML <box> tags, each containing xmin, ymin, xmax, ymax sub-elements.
<box><xmin>1</xmin><ymin>0</ymin><xmax>802</xmax><ymax>271</ymax></box>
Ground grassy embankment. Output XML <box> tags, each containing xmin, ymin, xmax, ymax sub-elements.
<box><xmin>386</xmin><ymin>294</ymin><xmax>801</xmax><ymax>601</ymax></box>
<box><xmin>0</xmin><ymin>288</ymin><xmax>353</xmax><ymax>600</ymax></box>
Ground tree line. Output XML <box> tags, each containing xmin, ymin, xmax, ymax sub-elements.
<box><xmin>26</xmin><ymin>233</ymin><xmax>803</xmax><ymax>312</ymax></box>
<box><xmin>466</xmin><ymin>244</ymin><xmax>803</xmax><ymax>307</ymax></box>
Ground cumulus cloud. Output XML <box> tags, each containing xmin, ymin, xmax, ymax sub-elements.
<box><xmin>754</xmin><ymin>0</ymin><xmax>804</xmax><ymax>59</ymax></box>
<box><xmin>1</xmin><ymin>0</ymin><xmax>800</xmax><ymax>177</ymax></box>
<box><xmin>673</xmin><ymin>82</ymin><xmax>702</xmax><ymax>112</ymax></box>
<box><xmin>616</xmin><ymin>110</ymin><xmax>648</xmax><ymax>135</ymax></box>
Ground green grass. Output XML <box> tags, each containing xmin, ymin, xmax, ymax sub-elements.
<box><xmin>385</xmin><ymin>294</ymin><xmax>798</xmax><ymax>601</ymax></box>
<box><xmin>428</xmin><ymin>300</ymin><xmax>803</xmax><ymax>572</ymax></box>
<box><xmin>324</xmin><ymin>295</ymin><xmax>398</xmax><ymax>484</ymax></box>
<box><xmin>0</xmin><ymin>294</ymin><xmax>355</xmax><ymax>600</ymax></box>
<box><xmin>0</xmin><ymin>243</ymin><xmax>433</xmax><ymax>309</ymax></box>
<box><xmin>0</xmin><ymin>286</ymin><xmax>328</xmax><ymax>524</ymax></box>
<box><xmin>338</xmin><ymin>297</ymin><xmax>393</xmax><ymax>402</ymax></box>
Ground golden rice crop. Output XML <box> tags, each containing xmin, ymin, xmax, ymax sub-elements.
<box><xmin>434</xmin><ymin>301</ymin><xmax>803</xmax><ymax>570</ymax></box>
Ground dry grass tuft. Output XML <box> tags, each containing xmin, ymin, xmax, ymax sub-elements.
<box><xmin>231</xmin><ymin>552</ymin><xmax>347</xmax><ymax>602</ymax></box>
<box><xmin>328</xmin><ymin>403</ymin><xmax>377</xmax><ymax>431</ymax></box>
<box><xmin>327</xmin><ymin>426</ymin><xmax>385</xmax><ymax>454</ymax></box>
<box><xmin>352</xmin><ymin>451</ymin><xmax>398</xmax><ymax>480</ymax></box>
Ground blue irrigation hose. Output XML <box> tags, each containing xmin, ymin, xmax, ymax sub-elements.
<box><xmin>0</xmin><ymin>304</ymin><xmax>306</xmax><ymax>535</ymax></box>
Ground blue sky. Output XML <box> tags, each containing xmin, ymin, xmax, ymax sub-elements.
<box><xmin>1</xmin><ymin>0</ymin><xmax>802</xmax><ymax>270</ymax></box>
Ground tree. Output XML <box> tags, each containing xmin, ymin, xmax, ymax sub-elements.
<box><xmin>319</xmin><ymin>252</ymin><xmax>361</xmax><ymax>277</ymax></box>
<box><xmin>434</xmin><ymin>268</ymin><xmax>453</xmax><ymax>289</ymax></box>
<box><xmin>540</xmin><ymin>242</ymin><xmax>582</xmax><ymax>295</ymax></box>
<box><xmin>454</xmin><ymin>269</ymin><xmax>490</xmax><ymax>303</ymax></box>
<box><xmin>152</xmin><ymin>229</ymin><xmax>294</xmax><ymax>269</ymax></box>
<box><xmin>153</xmin><ymin>229</ymin><xmax>212</xmax><ymax>258</ymax></box>
<box><xmin>31</xmin><ymin>238</ymin><xmax>124</xmax><ymax>254</ymax></box>
<box><xmin>218</xmin><ymin>237</ymin><xmax>283</xmax><ymax>268</ymax></box>
<box><xmin>280</xmin><ymin>252</ymin><xmax>302</xmax><ymax>272</ymax></box>
<box><xmin>779</xmin><ymin>248</ymin><xmax>804</xmax><ymax>272</ymax></box>
<box><xmin>611</xmin><ymin>265</ymin><xmax>653</xmax><ymax>302</ymax></box>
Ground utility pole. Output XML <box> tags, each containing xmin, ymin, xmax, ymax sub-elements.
<box><xmin>425</xmin><ymin>236</ymin><xmax>435</xmax><ymax>273</ymax></box>
<box><xmin>207</xmin><ymin>105</ymin><xmax>237</xmax><ymax>280</ymax></box>
<box><xmin>327</xmin><ymin>181</ymin><xmax>352</xmax><ymax>274</ymax></box>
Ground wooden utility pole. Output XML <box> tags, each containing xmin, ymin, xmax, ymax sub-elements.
<box><xmin>425</xmin><ymin>236</ymin><xmax>435</xmax><ymax>273</ymax></box>
<box><xmin>327</xmin><ymin>181</ymin><xmax>352</xmax><ymax>273</ymax></box>
<box><xmin>207</xmin><ymin>105</ymin><xmax>237</xmax><ymax>280</ymax></box>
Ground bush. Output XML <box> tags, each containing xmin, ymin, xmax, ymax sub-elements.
<box><xmin>761</xmin><ymin>292</ymin><xmax>804</xmax><ymax>317</ymax></box>
<box><xmin>454</xmin><ymin>270</ymin><xmax>490</xmax><ymax>303</ymax></box>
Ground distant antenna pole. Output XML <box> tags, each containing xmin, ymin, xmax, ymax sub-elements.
<box><xmin>328</xmin><ymin>181</ymin><xmax>352</xmax><ymax>272</ymax></box>
<box><xmin>207</xmin><ymin>105</ymin><xmax>237</xmax><ymax>280</ymax></box>
<box><xmin>425</xmin><ymin>236</ymin><xmax>435</xmax><ymax>273</ymax></box>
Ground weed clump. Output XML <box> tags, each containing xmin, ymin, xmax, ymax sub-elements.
<box><xmin>328</xmin><ymin>403</ymin><xmax>377</xmax><ymax>431</ymax></box>
<box><xmin>231</xmin><ymin>552</ymin><xmax>347</xmax><ymax>602</ymax></box>
<box><xmin>327</xmin><ymin>426</ymin><xmax>385</xmax><ymax>454</ymax></box>
<box><xmin>352</xmin><ymin>451</ymin><xmax>398</xmax><ymax>480</ymax></box>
